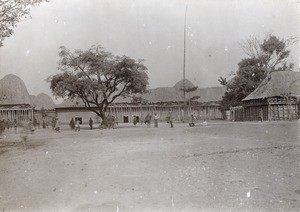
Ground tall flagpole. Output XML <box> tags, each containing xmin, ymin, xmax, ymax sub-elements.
<box><xmin>183</xmin><ymin>4</ymin><xmax>188</xmax><ymax>121</ymax></box>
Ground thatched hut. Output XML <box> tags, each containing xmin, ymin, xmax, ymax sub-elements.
<box><xmin>242</xmin><ymin>71</ymin><xmax>300</xmax><ymax>121</ymax></box>
<box><xmin>0</xmin><ymin>74</ymin><xmax>33</xmax><ymax>123</ymax></box>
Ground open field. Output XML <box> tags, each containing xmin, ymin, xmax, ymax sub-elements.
<box><xmin>0</xmin><ymin>121</ymin><xmax>299</xmax><ymax>212</ymax></box>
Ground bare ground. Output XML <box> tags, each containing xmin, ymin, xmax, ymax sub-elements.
<box><xmin>0</xmin><ymin>121</ymin><xmax>299</xmax><ymax>212</ymax></box>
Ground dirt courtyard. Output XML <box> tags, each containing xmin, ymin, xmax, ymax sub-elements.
<box><xmin>0</xmin><ymin>121</ymin><xmax>299</xmax><ymax>211</ymax></box>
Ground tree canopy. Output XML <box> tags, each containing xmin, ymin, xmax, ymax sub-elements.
<box><xmin>0</xmin><ymin>0</ymin><xmax>47</xmax><ymax>47</ymax></box>
<box><xmin>219</xmin><ymin>35</ymin><xmax>296</xmax><ymax>112</ymax></box>
<box><xmin>48</xmin><ymin>45</ymin><xmax>149</xmax><ymax>121</ymax></box>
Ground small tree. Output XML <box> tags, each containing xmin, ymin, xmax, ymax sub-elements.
<box><xmin>0</xmin><ymin>0</ymin><xmax>47</xmax><ymax>47</ymax></box>
<box><xmin>48</xmin><ymin>45</ymin><xmax>149</xmax><ymax>126</ymax></box>
<box><xmin>180</xmin><ymin>86</ymin><xmax>199</xmax><ymax>118</ymax></box>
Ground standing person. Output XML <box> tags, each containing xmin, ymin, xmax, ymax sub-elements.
<box><xmin>168</xmin><ymin>111</ymin><xmax>174</xmax><ymax>128</ymax></box>
<box><xmin>259</xmin><ymin>108</ymin><xmax>263</xmax><ymax>122</ymax></box>
<box><xmin>54</xmin><ymin>117</ymin><xmax>60</xmax><ymax>132</ymax></box>
<box><xmin>6</xmin><ymin>119</ymin><xmax>11</xmax><ymax>131</ymax></box>
<box><xmin>13</xmin><ymin>119</ymin><xmax>18</xmax><ymax>134</ymax></box>
<box><xmin>114</xmin><ymin>115</ymin><xmax>119</xmax><ymax>126</ymax></box>
<box><xmin>145</xmin><ymin>113</ymin><xmax>151</xmax><ymax>127</ymax></box>
<box><xmin>51</xmin><ymin>117</ymin><xmax>56</xmax><ymax>130</ymax></box>
<box><xmin>28</xmin><ymin>119</ymin><xmax>35</xmax><ymax>134</ymax></box>
<box><xmin>0</xmin><ymin>119</ymin><xmax>4</xmax><ymax>136</ymax></box>
<box><xmin>133</xmin><ymin>115</ymin><xmax>137</xmax><ymax>126</ymax></box>
<box><xmin>189</xmin><ymin>114</ymin><xmax>195</xmax><ymax>127</ymax></box>
<box><xmin>154</xmin><ymin>113</ymin><xmax>159</xmax><ymax>128</ymax></box>
<box><xmin>33</xmin><ymin>118</ymin><xmax>37</xmax><ymax>129</ymax></box>
<box><xmin>89</xmin><ymin>117</ymin><xmax>93</xmax><ymax>129</ymax></box>
<box><xmin>75</xmin><ymin>119</ymin><xmax>80</xmax><ymax>132</ymax></box>
<box><xmin>69</xmin><ymin>118</ymin><xmax>75</xmax><ymax>130</ymax></box>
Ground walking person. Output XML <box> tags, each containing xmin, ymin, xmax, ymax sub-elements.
<box><xmin>154</xmin><ymin>113</ymin><xmax>159</xmax><ymax>128</ymax></box>
<box><xmin>89</xmin><ymin>117</ymin><xmax>93</xmax><ymax>129</ymax></box>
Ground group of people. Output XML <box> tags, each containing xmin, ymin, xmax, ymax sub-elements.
<box><xmin>33</xmin><ymin>118</ymin><xmax>50</xmax><ymax>129</ymax></box>
<box><xmin>136</xmin><ymin>112</ymin><xmax>199</xmax><ymax>128</ymax></box>
<box><xmin>0</xmin><ymin>117</ymin><xmax>60</xmax><ymax>137</ymax></box>
<box><xmin>0</xmin><ymin>119</ymin><xmax>18</xmax><ymax>135</ymax></box>
<box><xmin>69</xmin><ymin>117</ymin><xmax>94</xmax><ymax>131</ymax></box>
<box><xmin>139</xmin><ymin>112</ymin><xmax>174</xmax><ymax>128</ymax></box>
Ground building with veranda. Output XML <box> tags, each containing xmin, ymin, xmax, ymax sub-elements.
<box><xmin>0</xmin><ymin>74</ymin><xmax>34</xmax><ymax>124</ymax></box>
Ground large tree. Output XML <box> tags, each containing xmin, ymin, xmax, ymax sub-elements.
<box><xmin>219</xmin><ymin>35</ymin><xmax>296</xmax><ymax>112</ymax></box>
<box><xmin>48</xmin><ymin>45</ymin><xmax>149</xmax><ymax>122</ymax></box>
<box><xmin>0</xmin><ymin>0</ymin><xmax>47</xmax><ymax>47</ymax></box>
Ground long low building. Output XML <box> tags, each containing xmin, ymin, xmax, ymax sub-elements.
<box><xmin>55</xmin><ymin>79</ymin><xmax>226</xmax><ymax>124</ymax></box>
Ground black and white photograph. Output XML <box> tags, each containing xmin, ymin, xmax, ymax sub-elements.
<box><xmin>0</xmin><ymin>0</ymin><xmax>300</xmax><ymax>211</ymax></box>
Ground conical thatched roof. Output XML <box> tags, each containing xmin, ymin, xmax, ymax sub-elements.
<box><xmin>0</xmin><ymin>74</ymin><xmax>31</xmax><ymax>105</ymax></box>
<box><xmin>32</xmin><ymin>93</ymin><xmax>55</xmax><ymax>110</ymax></box>
<box><xmin>243</xmin><ymin>71</ymin><xmax>300</xmax><ymax>101</ymax></box>
<box><xmin>173</xmin><ymin>79</ymin><xmax>195</xmax><ymax>91</ymax></box>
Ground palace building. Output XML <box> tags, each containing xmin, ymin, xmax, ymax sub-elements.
<box><xmin>55</xmin><ymin>79</ymin><xmax>226</xmax><ymax>124</ymax></box>
<box><xmin>0</xmin><ymin>74</ymin><xmax>226</xmax><ymax>125</ymax></box>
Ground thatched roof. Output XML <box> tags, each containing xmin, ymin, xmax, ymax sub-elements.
<box><xmin>56</xmin><ymin>95</ymin><xmax>134</xmax><ymax>108</ymax></box>
<box><xmin>142</xmin><ymin>87</ymin><xmax>183</xmax><ymax>103</ymax></box>
<box><xmin>191</xmin><ymin>87</ymin><xmax>226</xmax><ymax>103</ymax></box>
<box><xmin>173</xmin><ymin>79</ymin><xmax>195</xmax><ymax>91</ymax></box>
<box><xmin>0</xmin><ymin>74</ymin><xmax>31</xmax><ymax>105</ymax></box>
<box><xmin>32</xmin><ymin>93</ymin><xmax>55</xmax><ymax>110</ymax></box>
<box><xmin>55</xmin><ymin>79</ymin><xmax>226</xmax><ymax>108</ymax></box>
<box><xmin>173</xmin><ymin>79</ymin><xmax>225</xmax><ymax>103</ymax></box>
<box><xmin>243</xmin><ymin>71</ymin><xmax>300</xmax><ymax>101</ymax></box>
<box><xmin>58</xmin><ymin>98</ymin><xmax>85</xmax><ymax>108</ymax></box>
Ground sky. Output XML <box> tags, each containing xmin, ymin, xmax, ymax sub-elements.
<box><xmin>0</xmin><ymin>0</ymin><xmax>299</xmax><ymax>103</ymax></box>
